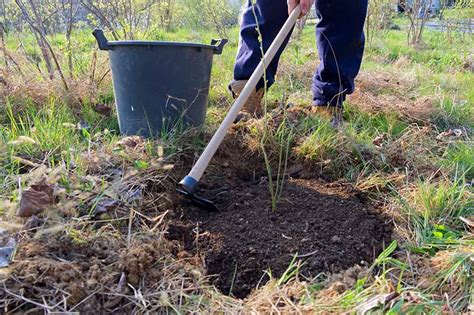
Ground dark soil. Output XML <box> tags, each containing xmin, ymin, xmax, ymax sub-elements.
<box><xmin>168</xmin><ymin>159</ymin><xmax>393</xmax><ymax>298</ymax></box>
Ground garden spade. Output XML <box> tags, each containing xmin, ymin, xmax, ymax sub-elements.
<box><xmin>178</xmin><ymin>5</ymin><xmax>302</xmax><ymax>211</ymax></box>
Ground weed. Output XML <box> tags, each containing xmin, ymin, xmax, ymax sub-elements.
<box><xmin>296</xmin><ymin>118</ymin><xmax>339</xmax><ymax>164</ymax></box>
<box><xmin>277</xmin><ymin>254</ymin><xmax>302</xmax><ymax>286</ymax></box>
<box><xmin>250</xmin><ymin>1</ymin><xmax>294</xmax><ymax>211</ymax></box>
<box><xmin>430</xmin><ymin>246</ymin><xmax>473</xmax><ymax>310</ymax></box>
<box><xmin>442</xmin><ymin>142</ymin><xmax>474</xmax><ymax>179</ymax></box>
<box><xmin>396</xmin><ymin>176</ymin><xmax>473</xmax><ymax>251</ymax></box>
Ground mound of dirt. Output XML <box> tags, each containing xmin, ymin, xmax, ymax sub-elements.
<box><xmin>169</xmin><ymin>177</ymin><xmax>392</xmax><ymax>298</ymax></box>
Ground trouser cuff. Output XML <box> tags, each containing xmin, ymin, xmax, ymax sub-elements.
<box><xmin>313</xmin><ymin>95</ymin><xmax>345</xmax><ymax>108</ymax></box>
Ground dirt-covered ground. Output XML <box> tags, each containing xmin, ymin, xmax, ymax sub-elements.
<box><xmin>0</xmin><ymin>124</ymin><xmax>395</xmax><ymax>313</ymax></box>
<box><xmin>164</xmin><ymin>137</ymin><xmax>392</xmax><ymax>298</ymax></box>
<box><xmin>170</xmin><ymin>178</ymin><xmax>392</xmax><ymax>298</ymax></box>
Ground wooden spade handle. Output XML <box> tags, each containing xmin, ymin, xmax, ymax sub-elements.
<box><xmin>186</xmin><ymin>5</ymin><xmax>302</xmax><ymax>185</ymax></box>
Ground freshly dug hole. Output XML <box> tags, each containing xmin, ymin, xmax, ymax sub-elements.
<box><xmin>169</xmin><ymin>176</ymin><xmax>393</xmax><ymax>299</ymax></box>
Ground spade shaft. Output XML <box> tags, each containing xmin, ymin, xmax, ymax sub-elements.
<box><xmin>180</xmin><ymin>5</ymin><xmax>301</xmax><ymax>194</ymax></box>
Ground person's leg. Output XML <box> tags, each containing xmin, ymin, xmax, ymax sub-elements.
<box><xmin>233</xmin><ymin>0</ymin><xmax>292</xmax><ymax>91</ymax></box>
<box><xmin>312</xmin><ymin>0</ymin><xmax>368</xmax><ymax>108</ymax></box>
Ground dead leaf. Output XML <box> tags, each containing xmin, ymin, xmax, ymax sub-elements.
<box><xmin>94</xmin><ymin>198</ymin><xmax>120</xmax><ymax>216</ymax></box>
<box><xmin>30</xmin><ymin>183</ymin><xmax>54</xmax><ymax>199</ymax></box>
<box><xmin>116</xmin><ymin>136</ymin><xmax>145</xmax><ymax>149</ymax></box>
<box><xmin>0</xmin><ymin>238</ymin><xmax>16</xmax><ymax>268</ymax></box>
<box><xmin>436</xmin><ymin>129</ymin><xmax>463</xmax><ymax>141</ymax></box>
<box><xmin>459</xmin><ymin>216</ymin><xmax>474</xmax><ymax>230</ymax></box>
<box><xmin>92</xmin><ymin>103</ymin><xmax>112</xmax><ymax>117</ymax></box>
<box><xmin>17</xmin><ymin>183</ymin><xmax>55</xmax><ymax>218</ymax></box>
<box><xmin>372</xmin><ymin>133</ymin><xmax>387</xmax><ymax>147</ymax></box>
<box><xmin>356</xmin><ymin>292</ymin><xmax>399</xmax><ymax>314</ymax></box>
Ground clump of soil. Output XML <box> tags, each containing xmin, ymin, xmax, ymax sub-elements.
<box><xmin>119</xmin><ymin>241</ymin><xmax>166</xmax><ymax>286</ymax></box>
<box><xmin>3</xmin><ymin>234</ymin><xmax>176</xmax><ymax>312</ymax></box>
<box><xmin>169</xmin><ymin>177</ymin><xmax>393</xmax><ymax>298</ymax></box>
<box><xmin>7</xmin><ymin>235</ymin><xmax>123</xmax><ymax>309</ymax></box>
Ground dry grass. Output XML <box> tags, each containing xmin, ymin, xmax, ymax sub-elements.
<box><xmin>351</xmin><ymin>68</ymin><xmax>437</xmax><ymax>123</ymax></box>
<box><xmin>1</xmin><ymin>47</ymin><xmax>112</xmax><ymax>111</ymax></box>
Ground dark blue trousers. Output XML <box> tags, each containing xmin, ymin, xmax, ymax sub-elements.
<box><xmin>234</xmin><ymin>0</ymin><xmax>368</xmax><ymax>107</ymax></box>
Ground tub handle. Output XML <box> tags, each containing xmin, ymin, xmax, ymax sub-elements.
<box><xmin>211</xmin><ymin>39</ymin><xmax>228</xmax><ymax>55</ymax></box>
<box><xmin>93</xmin><ymin>28</ymin><xmax>112</xmax><ymax>51</ymax></box>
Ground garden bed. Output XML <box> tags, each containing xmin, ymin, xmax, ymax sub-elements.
<box><xmin>168</xmin><ymin>145</ymin><xmax>393</xmax><ymax>298</ymax></box>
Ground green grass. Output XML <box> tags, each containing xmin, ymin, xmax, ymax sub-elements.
<box><xmin>296</xmin><ymin>117</ymin><xmax>339</xmax><ymax>163</ymax></box>
<box><xmin>441</xmin><ymin>142</ymin><xmax>474</xmax><ymax>179</ymax></box>
<box><xmin>363</xmin><ymin>26</ymin><xmax>474</xmax><ymax>128</ymax></box>
<box><xmin>396</xmin><ymin>176</ymin><xmax>473</xmax><ymax>254</ymax></box>
<box><xmin>442</xmin><ymin>3</ymin><xmax>474</xmax><ymax>20</ymax></box>
<box><xmin>1</xmin><ymin>99</ymin><xmax>117</xmax><ymax>158</ymax></box>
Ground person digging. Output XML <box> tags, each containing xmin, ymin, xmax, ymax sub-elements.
<box><xmin>229</xmin><ymin>0</ymin><xmax>368</xmax><ymax>128</ymax></box>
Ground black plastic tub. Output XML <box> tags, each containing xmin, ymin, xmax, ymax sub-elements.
<box><xmin>93</xmin><ymin>29</ymin><xmax>227</xmax><ymax>138</ymax></box>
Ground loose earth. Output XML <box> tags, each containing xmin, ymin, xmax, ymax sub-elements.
<box><xmin>168</xmin><ymin>175</ymin><xmax>393</xmax><ymax>298</ymax></box>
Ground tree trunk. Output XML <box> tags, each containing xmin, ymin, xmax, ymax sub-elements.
<box><xmin>0</xmin><ymin>22</ymin><xmax>7</xmax><ymax>70</ymax></box>
<box><xmin>64</xmin><ymin>0</ymin><xmax>74</xmax><ymax>77</ymax></box>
